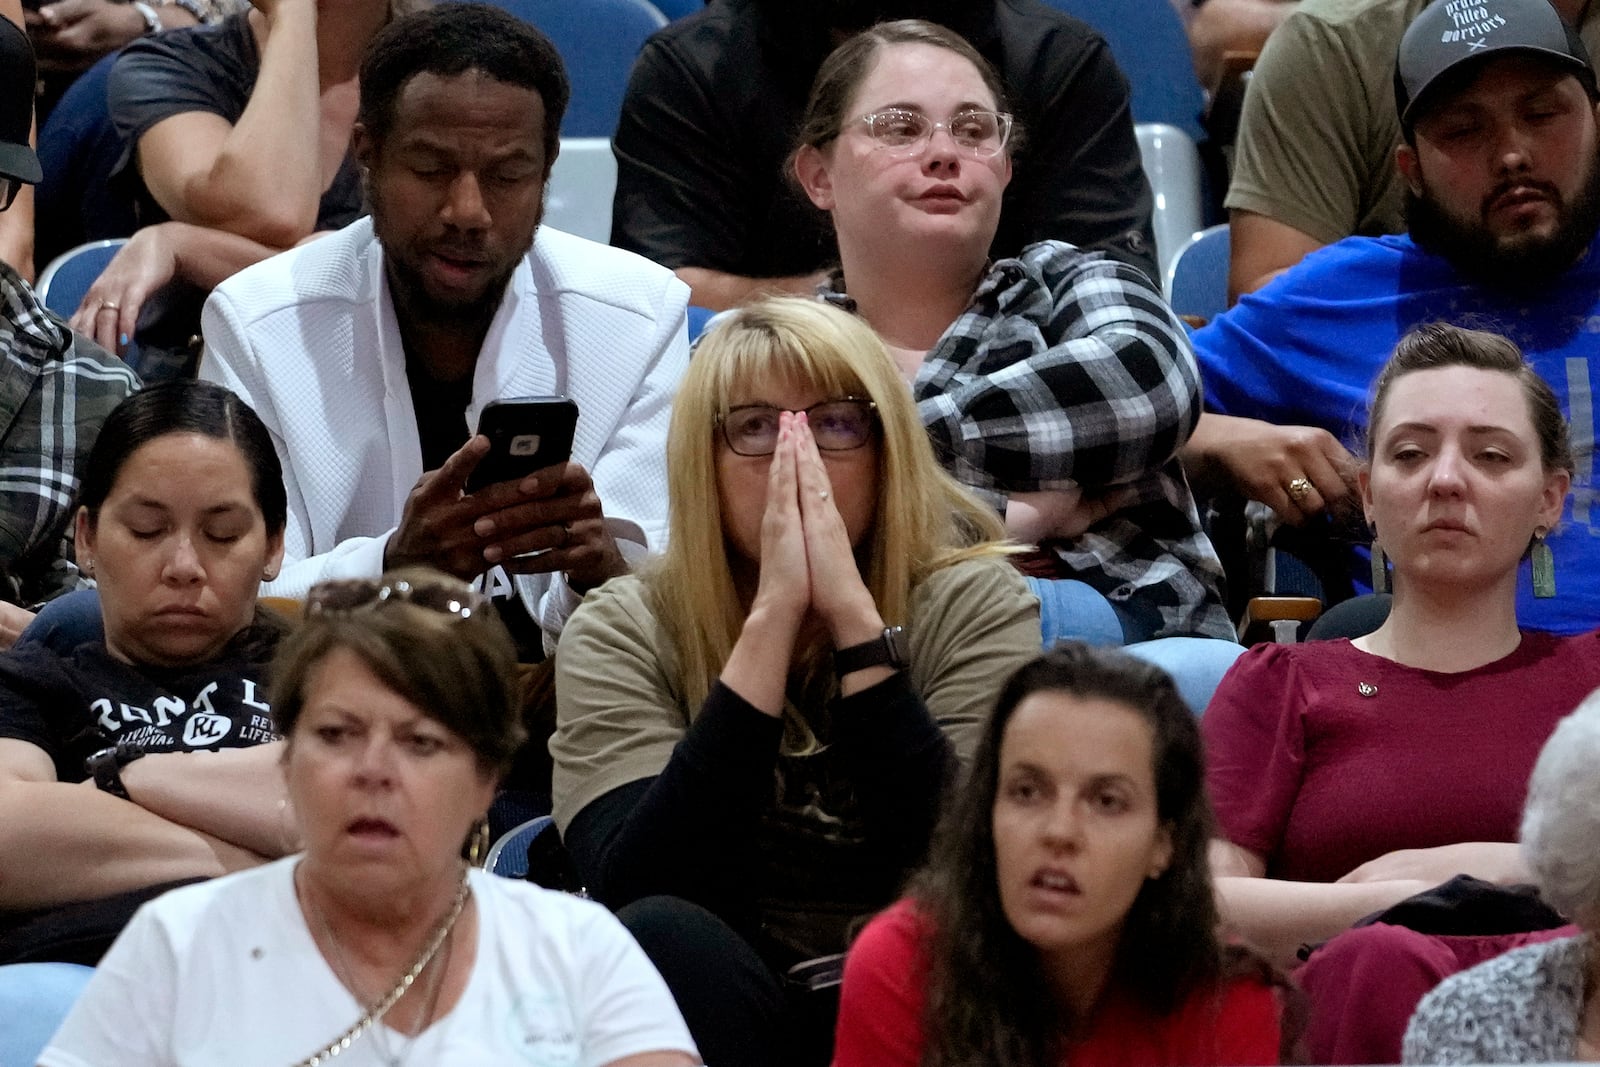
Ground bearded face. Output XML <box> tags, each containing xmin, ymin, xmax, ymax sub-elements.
<box><xmin>1402</xmin><ymin>58</ymin><xmax>1600</xmax><ymax>291</ymax></box>
<box><xmin>1405</xmin><ymin>151</ymin><xmax>1600</xmax><ymax>291</ymax></box>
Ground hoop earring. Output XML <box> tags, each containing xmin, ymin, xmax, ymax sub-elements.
<box><xmin>465</xmin><ymin>816</ymin><xmax>492</xmax><ymax>867</ymax></box>
<box><xmin>1532</xmin><ymin>527</ymin><xmax>1556</xmax><ymax>599</ymax></box>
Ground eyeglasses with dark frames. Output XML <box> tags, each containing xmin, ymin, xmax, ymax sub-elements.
<box><xmin>0</xmin><ymin>178</ymin><xmax>20</xmax><ymax>214</ymax></box>
<box><xmin>716</xmin><ymin>398</ymin><xmax>879</xmax><ymax>457</ymax></box>
<box><xmin>304</xmin><ymin>577</ymin><xmax>490</xmax><ymax>621</ymax></box>
<box><xmin>851</xmin><ymin>108</ymin><xmax>1013</xmax><ymax>159</ymax></box>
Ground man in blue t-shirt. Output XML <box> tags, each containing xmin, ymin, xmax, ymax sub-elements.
<box><xmin>1187</xmin><ymin>0</ymin><xmax>1600</xmax><ymax>634</ymax></box>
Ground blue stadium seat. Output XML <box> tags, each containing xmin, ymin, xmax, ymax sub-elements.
<box><xmin>1039</xmin><ymin>0</ymin><xmax>1206</xmax><ymax>141</ymax></box>
<box><xmin>546</xmin><ymin>138</ymin><xmax>616</xmax><ymax>243</ymax></box>
<box><xmin>650</xmin><ymin>0</ymin><xmax>702</xmax><ymax>19</ymax></box>
<box><xmin>1165</xmin><ymin>223</ymin><xmax>1229</xmax><ymax>323</ymax></box>
<box><xmin>34</xmin><ymin>239</ymin><xmax>127</xmax><ymax>321</ymax></box>
<box><xmin>1135</xmin><ymin>123</ymin><xmax>1205</xmax><ymax>279</ymax></box>
<box><xmin>686</xmin><ymin>305</ymin><xmax>716</xmax><ymax>342</ymax></box>
<box><xmin>467</xmin><ymin>0</ymin><xmax>667</xmax><ymax>137</ymax></box>
<box><xmin>486</xmin><ymin>815</ymin><xmax>556</xmax><ymax>880</ymax></box>
<box><xmin>0</xmin><ymin>962</ymin><xmax>95</xmax><ymax>1067</ymax></box>
<box><xmin>14</xmin><ymin>589</ymin><xmax>104</xmax><ymax>653</ymax></box>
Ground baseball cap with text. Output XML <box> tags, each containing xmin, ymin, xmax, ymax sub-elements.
<box><xmin>1395</xmin><ymin>0</ymin><xmax>1599</xmax><ymax>135</ymax></box>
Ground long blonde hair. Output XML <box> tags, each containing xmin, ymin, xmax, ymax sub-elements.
<box><xmin>647</xmin><ymin>298</ymin><xmax>1011</xmax><ymax>729</ymax></box>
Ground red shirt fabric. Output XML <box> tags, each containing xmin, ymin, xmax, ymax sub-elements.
<box><xmin>1296</xmin><ymin>921</ymin><xmax>1577</xmax><ymax>1064</ymax></box>
<box><xmin>1201</xmin><ymin>632</ymin><xmax>1600</xmax><ymax>882</ymax></box>
<box><xmin>832</xmin><ymin>899</ymin><xmax>1282</xmax><ymax>1067</ymax></box>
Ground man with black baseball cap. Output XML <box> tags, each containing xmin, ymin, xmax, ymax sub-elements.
<box><xmin>1224</xmin><ymin>0</ymin><xmax>1600</xmax><ymax>307</ymax></box>
<box><xmin>1186</xmin><ymin>0</ymin><xmax>1600</xmax><ymax>641</ymax></box>
<box><xmin>0</xmin><ymin>15</ymin><xmax>42</xmax><ymax>207</ymax></box>
<box><xmin>1395</xmin><ymin>0</ymin><xmax>1599</xmax><ymax>130</ymax></box>
<box><xmin>0</xmin><ymin>17</ymin><xmax>137</xmax><ymax>643</ymax></box>
<box><xmin>1392</xmin><ymin>0</ymin><xmax>1600</xmax><ymax>283</ymax></box>
<box><xmin>0</xmin><ymin>0</ymin><xmax>36</xmax><ymax>277</ymax></box>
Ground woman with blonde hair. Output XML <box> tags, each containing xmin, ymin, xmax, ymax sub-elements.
<box><xmin>551</xmin><ymin>295</ymin><xmax>1042</xmax><ymax>1067</ymax></box>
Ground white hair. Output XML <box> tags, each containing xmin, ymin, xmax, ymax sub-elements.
<box><xmin>1520</xmin><ymin>688</ymin><xmax>1600</xmax><ymax>925</ymax></box>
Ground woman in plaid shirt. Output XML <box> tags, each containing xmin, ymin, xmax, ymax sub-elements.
<box><xmin>790</xmin><ymin>19</ymin><xmax>1241</xmax><ymax>710</ymax></box>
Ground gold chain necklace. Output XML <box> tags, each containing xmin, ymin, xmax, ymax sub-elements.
<box><xmin>292</xmin><ymin>866</ymin><xmax>471</xmax><ymax>1067</ymax></box>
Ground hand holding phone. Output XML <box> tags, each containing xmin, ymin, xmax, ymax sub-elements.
<box><xmin>388</xmin><ymin>395</ymin><xmax>627</xmax><ymax>591</ymax></box>
<box><xmin>465</xmin><ymin>395</ymin><xmax>579</xmax><ymax>493</ymax></box>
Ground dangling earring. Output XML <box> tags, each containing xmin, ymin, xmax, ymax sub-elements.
<box><xmin>1532</xmin><ymin>527</ymin><xmax>1556</xmax><ymax>599</ymax></box>
<box><xmin>1369</xmin><ymin>523</ymin><xmax>1389</xmax><ymax>594</ymax></box>
<box><xmin>465</xmin><ymin>816</ymin><xmax>492</xmax><ymax>867</ymax></box>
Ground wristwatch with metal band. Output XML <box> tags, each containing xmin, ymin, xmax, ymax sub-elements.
<box><xmin>833</xmin><ymin>625</ymin><xmax>908</xmax><ymax>677</ymax></box>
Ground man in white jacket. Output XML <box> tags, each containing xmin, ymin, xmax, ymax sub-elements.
<box><xmin>200</xmin><ymin>3</ymin><xmax>689</xmax><ymax>656</ymax></box>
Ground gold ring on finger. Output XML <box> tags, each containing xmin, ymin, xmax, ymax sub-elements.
<box><xmin>1286</xmin><ymin>477</ymin><xmax>1314</xmax><ymax>503</ymax></box>
<box><xmin>97</xmin><ymin>301</ymin><xmax>121</xmax><ymax>313</ymax></box>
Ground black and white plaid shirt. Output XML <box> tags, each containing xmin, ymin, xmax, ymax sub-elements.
<box><xmin>0</xmin><ymin>263</ymin><xmax>139</xmax><ymax>606</ymax></box>
<box><xmin>828</xmin><ymin>241</ymin><xmax>1231</xmax><ymax>641</ymax></box>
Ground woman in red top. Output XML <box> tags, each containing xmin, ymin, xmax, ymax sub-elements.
<box><xmin>833</xmin><ymin>643</ymin><xmax>1286</xmax><ymax>1067</ymax></box>
<box><xmin>1204</xmin><ymin>324</ymin><xmax>1599</xmax><ymax>973</ymax></box>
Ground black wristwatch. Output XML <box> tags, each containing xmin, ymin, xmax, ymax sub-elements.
<box><xmin>834</xmin><ymin>626</ymin><xmax>908</xmax><ymax>677</ymax></box>
<box><xmin>85</xmin><ymin>739</ymin><xmax>147</xmax><ymax>800</ymax></box>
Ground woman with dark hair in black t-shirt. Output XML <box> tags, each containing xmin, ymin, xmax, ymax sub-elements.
<box><xmin>0</xmin><ymin>379</ymin><xmax>293</xmax><ymax>964</ymax></box>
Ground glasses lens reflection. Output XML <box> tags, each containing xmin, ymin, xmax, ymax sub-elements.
<box><xmin>860</xmin><ymin>109</ymin><xmax>1010</xmax><ymax>158</ymax></box>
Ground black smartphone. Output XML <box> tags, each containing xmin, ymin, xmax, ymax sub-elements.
<box><xmin>465</xmin><ymin>396</ymin><xmax>579</xmax><ymax>493</ymax></box>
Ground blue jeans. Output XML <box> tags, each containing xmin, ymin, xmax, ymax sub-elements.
<box><xmin>1024</xmin><ymin>577</ymin><xmax>1245</xmax><ymax>715</ymax></box>
<box><xmin>1026</xmin><ymin>577</ymin><xmax>1125</xmax><ymax>647</ymax></box>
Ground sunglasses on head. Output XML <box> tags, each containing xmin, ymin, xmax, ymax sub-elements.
<box><xmin>304</xmin><ymin>577</ymin><xmax>489</xmax><ymax>622</ymax></box>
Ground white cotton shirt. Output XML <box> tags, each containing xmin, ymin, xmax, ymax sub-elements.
<box><xmin>40</xmin><ymin>858</ymin><xmax>698</xmax><ymax>1067</ymax></box>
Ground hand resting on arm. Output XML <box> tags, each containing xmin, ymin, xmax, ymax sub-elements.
<box><xmin>0</xmin><ymin>738</ymin><xmax>271</xmax><ymax>911</ymax></box>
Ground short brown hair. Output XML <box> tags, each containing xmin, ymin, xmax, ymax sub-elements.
<box><xmin>271</xmin><ymin>568</ymin><xmax>526</xmax><ymax>777</ymax></box>
<box><xmin>1366</xmin><ymin>322</ymin><xmax>1574</xmax><ymax>475</ymax></box>
<box><xmin>791</xmin><ymin>19</ymin><xmax>1019</xmax><ymax>157</ymax></box>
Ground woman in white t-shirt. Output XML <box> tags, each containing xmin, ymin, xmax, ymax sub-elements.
<box><xmin>42</xmin><ymin>568</ymin><xmax>699</xmax><ymax>1067</ymax></box>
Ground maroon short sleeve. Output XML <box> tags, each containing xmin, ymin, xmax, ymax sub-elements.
<box><xmin>1202</xmin><ymin>642</ymin><xmax>1312</xmax><ymax>865</ymax></box>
